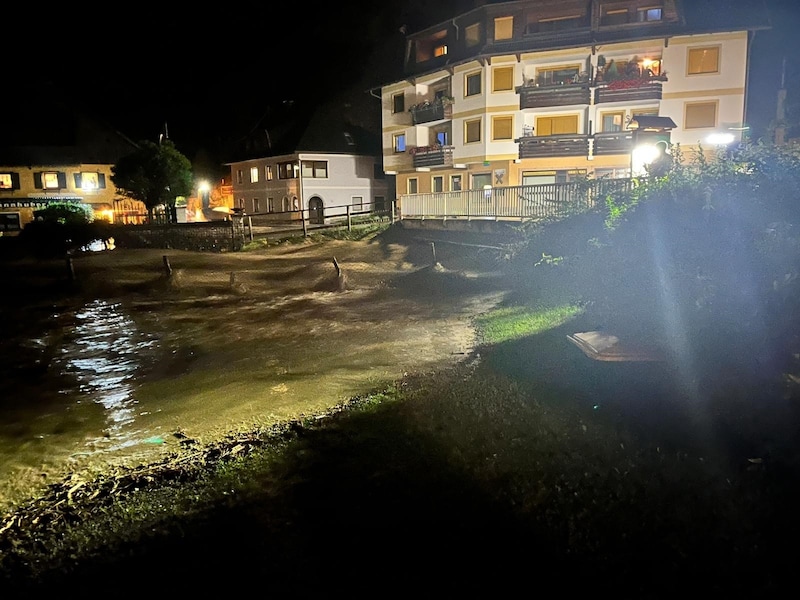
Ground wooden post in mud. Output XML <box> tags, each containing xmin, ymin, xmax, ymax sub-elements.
<box><xmin>247</xmin><ymin>216</ymin><xmax>253</xmax><ymax>242</ymax></box>
<box><xmin>163</xmin><ymin>255</ymin><xmax>172</xmax><ymax>277</ymax></box>
<box><xmin>332</xmin><ymin>257</ymin><xmax>341</xmax><ymax>278</ymax></box>
<box><xmin>66</xmin><ymin>257</ymin><xmax>76</xmax><ymax>282</ymax></box>
<box><xmin>302</xmin><ymin>209</ymin><xmax>308</xmax><ymax>238</ymax></box>
<box><xmin>430</xmin><ymin>242</ymin><xmax>436</xmax><ymax>265</ymax></box>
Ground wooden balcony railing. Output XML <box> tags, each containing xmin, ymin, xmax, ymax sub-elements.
<box><xmin>516</xmin><ymin>83</ymin><xmax>591</xmax><ymax>109</ymax></box>
<box><xmin>592</xmin><ymin>131</ymin><xmax>634</xmax><ymax>155</ymax></box>
<box><xmin>594</xmin><ymin>79</ymin><xmax>664</xmax><ymax>104</ymax></box>
<box><xmin>409</xmin><ymin>99</ymin><xmax>453</xmax><ymax>125</ymax></box>
<box><xmin>411</xmin><ymin>145</ymin><xmax>454</xmax><ymax>168</ymax></box>
<box><xmin>514</xmin><ymin>134</ymin><xmax>590</xmax><ymax>158</ymax></box>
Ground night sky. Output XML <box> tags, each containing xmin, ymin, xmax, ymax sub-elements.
<box><xmin>11</xmin><ymin>0</ymin><xmax>800</xmax><ymax>164</ymax></box>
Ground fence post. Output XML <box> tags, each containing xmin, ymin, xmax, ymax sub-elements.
<box><xmin>391</xmin><ymin>199</ymin><xmax>396</xmax><ymax>223</ymax></box>
<box><xmin>347</xmin><ymin>206</ymin><xmax>352</xmax><ymax>231</ymax></box>
<box><xmin>302</xmin><ymin>208</ymin><xmax>308</xmax><ymax>237</ymax></box>
<box><xmin>247</xmin><ymin>216</ymin><xmax>253</xmax><ymax>242</ymax></box>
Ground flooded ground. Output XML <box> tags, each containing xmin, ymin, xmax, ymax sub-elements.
<box><xmin>0</xmin><ymin>230</ymin><xmax>510</xmax><ymax>511</ymax></box>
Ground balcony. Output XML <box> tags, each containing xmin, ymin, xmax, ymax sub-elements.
<box><xmin>516</xmin><ymin>82</ymin><xmax>591</xmax><ymax>109</ymax></box>
<box><xmin>514</xmin><ymin>134</ymin><xmax>590</xmax><ymax>159</ymax></box>
<box><xmin>592</xmin><ymin>131</ymin><xmax>634</xmax><ymax>155</ymax></box>
<box><xmin>411</xmin><ymin>144</ymin><xmax>454</xmax><ymax>168</ymax></box>
<box><xmin>594</xmin><ymin>77</ymin><xmax>665</xmax><ymax>104</ymax></box>
<box><xmin>409</xmin><ymin>98</ymin><xmax>453</xmax><ymax>125</ymax></box>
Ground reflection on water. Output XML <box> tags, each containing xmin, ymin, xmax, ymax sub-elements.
<box><xmin>53</xmin><ymin>299</ymin><xmax>158</xmax><ymax>449</ymax></box>
<box><xmin>0</xmin><ymin>299</ymin><xmax>161</xmax><ymax>509</ymax></box>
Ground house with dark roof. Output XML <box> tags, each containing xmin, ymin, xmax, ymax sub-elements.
<box><xmin>0</xmin><ymin>98</ymin><xmax>144</xmax><ymax>234</ymax></box>
<box><xmin>225</xmin><ymin>97</ymin><xmax>392</xmax><ymax>225</ymax></box>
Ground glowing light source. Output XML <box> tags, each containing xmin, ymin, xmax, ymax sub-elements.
<box><xmin>631</xmin><ymin>144</ymin><xmax>660</xmax><ymax>176</ymax></box>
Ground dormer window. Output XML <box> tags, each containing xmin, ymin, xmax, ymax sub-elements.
<box><xmin>494</xmin><ymin>16</ymin><xmax>513</xmax><ymax>41</ymax></box>
<box><xmin>413</xmin><ymin>29</ymin><xmax>447</xmax><ymax>63</ymax></box>
<box><xmin>601</xmin><ymin>8</ymin><xmax>629</xmax><ymax>25</ymax></box>
<box><xmin>637</xmin><ymin>6</ymin><xmax>662</xmax><ymax>22</ymax></box>
<box><xmin>465</xmin><ymin>22</ymin><xmax>481</xmax><ymax>47</ymax></box>
<box><xmin>536</xmin><ymin>15</ymin><xmax>585</xmax><ymax>33</ymax></box>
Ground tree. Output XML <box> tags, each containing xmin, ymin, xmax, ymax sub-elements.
<box><xmin>19</xmin><ymin>201</ymin><xmax>111</xmax><ymax>257</ymax></box>
<box><xmin>111</xmin><ymin>139</ymin><xmax>193</xmax><ymax>223</ymax></box>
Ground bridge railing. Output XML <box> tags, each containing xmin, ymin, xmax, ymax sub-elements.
<box><xmin>399</xmin><ymin>179</ymin><xmax>632</xmax><ymax>221</ymax></box>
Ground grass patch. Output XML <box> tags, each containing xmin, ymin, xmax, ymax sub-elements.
<box><xmin>475</xmin><ymin>303</ymin><xmax>584</xmax><ymax>344</ymax></box>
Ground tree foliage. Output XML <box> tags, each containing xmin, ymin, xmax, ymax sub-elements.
<box><xmin>18</xmin><ymin>201</ymin><xmax>112</xmax><ymax>258</ymax></box>
<box><xmin>111</xmin><ymin>140</ymin><xmax>193</xmax><ymax>223</ymax></box>
<box><xmin>574</xmin><ymin>142</ymin><xmax>800</xmax><ymax>387</ymax></box>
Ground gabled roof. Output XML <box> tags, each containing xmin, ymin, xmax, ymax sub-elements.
<box><xmin>0</xmin><ymin>96</ymin><xmax>139</xmax><ymax>167</ymax></box>
<box><xmin>224</xmin><ymin>94</ymin><xmax>382</xmax><ymax>163</ymax></box>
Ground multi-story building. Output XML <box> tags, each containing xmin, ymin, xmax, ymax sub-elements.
<box><xmin>227</xmin><ymin>100</ymin><xmax>391</xmax><ymax>225</ymax></box>
<box><xmin>380</xmin><ymin>0</ymin><xmax>769</xmax><ymax>218</ymax></box>
<box><xmin>0</xmin><ymin>100</ymin><xmax>145</xmax><ymax>234</ymax></box>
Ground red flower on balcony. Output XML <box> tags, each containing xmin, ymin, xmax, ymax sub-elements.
<box><xmin>409</xmin><ymin>143</ymin><xmax>443</xmax><ymax>156</ymax></box>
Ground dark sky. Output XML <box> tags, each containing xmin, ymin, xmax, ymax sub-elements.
<box><xmin>14</xmin><ymin>0</ymin><xmax>800</xmax><ymax>162</ymax></box>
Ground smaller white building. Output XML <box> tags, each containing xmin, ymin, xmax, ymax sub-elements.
<box><xmin>226</xmin><ymin>101</ymin><xmax>391</xmax><ymax>225</ymax></box>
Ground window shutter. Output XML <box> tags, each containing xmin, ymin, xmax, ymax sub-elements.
<box><xmin>11</xmin><ymin>173</ymin><xmax>21</xmax><ymax>190</ymax></box>
<box><xmin>34</xmin><ymin>172</ymin><xmax>43</xmax><ymax>189</ymax></box>
<box><xmin>57</xmin><ymin>172</ymin><xmax>67</xmax><ymax>189</ymax></box>
<box><xmin>74</xmin><ymin>173</ymin><xmax>82</xmax><ymax>188</ymax></box>
<box><xmin>98</xmin><ymin>173</ymin><xmax>106</xmax><ymax>189</ymax></box>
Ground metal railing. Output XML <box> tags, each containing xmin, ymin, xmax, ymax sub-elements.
<box><xmin>399</xmin><ymin>179</ymin><xmax>632</xmax><ymax>221</ymax></box>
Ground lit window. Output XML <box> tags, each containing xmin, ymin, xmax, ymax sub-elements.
<box><xmin>408</xmin><ymin>178</ymin><xmax>418</xmax><ymax>194</ymax></box>
<box><xmin>688</xmin><ymin>46</ymin><xmax>720</xmax><ymax>75</ymax></box>
<box><xmin>392</xmin><ymin>93</ymin><xmax>405</xmax><ymax>113</ymax></box>
<box><xmin>685</xmin><ymin>102</ymin><xmax>717</xmax><ymax>129</ymax></box>
<box><xmin>465</xmin><ymin>23</ymin><xmax>481</xmax><ymax>47</ymax></box>
<box><xmin>79</xmin><ymin>172</ymin><xmax>100</xmax><ymax>190</ymax></box>
<box><xmin>494</xmin><ymin>16</ymin><xmax>513</xmax><ymax>40</ymax></box>
<box><xmin>266</xmin><ymin>165</ymin><xmax>273</xmax><ymax>180</ymax></box>
<box><xmin>434</xmin><ymin>44</ymin><xmax>448</xmax><ymax>57</ymax></box>
<box><xmin>301</xmin><ymin>161</ymin><xmax>328</xmax><ymax>178</ymax></box>
<box><xmin>394</xmin><ymin>133</ymin><xmax>406</xmax><ymax>152</ymax></box>
<box><xmin>465</xmin><ymin>72</ymin><xmax>482</xmax><ymax>97</ymax></box>
<box><xmin>250</xmin><ymin>167</ymin><xmax>259</xmax><ymax>183</ymax></box>
<box><xmin>43</xmin><ymin>172</ymin><xmax>60</xmax><ymax>189</ymax></box>
<box><xmin>0</xmin><ymin>173</ymin><xmax>14</xmax><ymax>189</ymax></box>
<box><xmin>493</xmin><ymin>66</ymin><xmax>514</xmax><ymax>92</ymax></box>
<box><xmin>465</xmin><ymin>118</ymin><xmax>482</xmax><ymax>143</ymax></box>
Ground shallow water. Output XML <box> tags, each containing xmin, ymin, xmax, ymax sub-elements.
<box><xmin>0</xmin><ymin>276</ymin><xmax>502</xmax><ymax>512</ymax></box>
